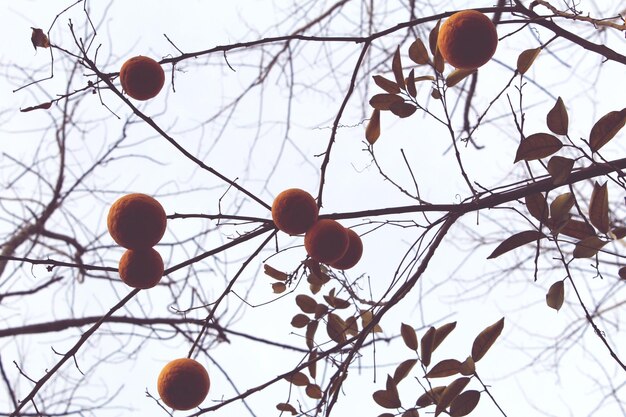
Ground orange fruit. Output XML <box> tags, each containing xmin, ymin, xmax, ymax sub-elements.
<box><xmin>437</xmin><ymin>10</ymin><xmax>498</xmax><ymax>69</ymax></box>
<box><xmin>107</xmin><ymin>193</ymin><xmax>167</xmax><ymax>249</ymax></box>
<box><xmin>157</xmin><ymin>358</ymin><xmax>210</xmax><ymax>411</ymax></box>
<box><xmin>330</xmin><ymin>228</ymin><xmax>363</xmax><ymax>270</ymax></box>
<box><xmin>304</xmin><ymin>219</ymin><xmax>349</xmax><ymax>264</ymax></box>
<box><xmin>271</xmin><ymin>188</ymin><xmax>319</xmax><ymax>235</ymax></box>
<box><xmin>119</xmin><ymin>56</ymin><xmax>165</xmax><ymax>101</ymax></box>
<box><xmin>118</xmin><ymin>248</ymin><xmax>164</xmax><ymax>289</ymax></box>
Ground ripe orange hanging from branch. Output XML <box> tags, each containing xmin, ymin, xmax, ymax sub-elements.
<box><xmin>272</xmin><ymin>188</ymin><xmax>319</xmax><ymax>235</ymax></box>
<box><xmin>119</xmin><ymin>56</ymin><xmax>165</xmax><ymax>100</ymax></box>
<box><xmin>107</xmin><ymin>193</ymin><xmax>167</xmax><ymax>249</ymax></box>
<box><xmin>118</xmin><ymin>248</ymin><xmax>164</xmax><ymax>289</ymax></box>
<box><xmin>304</xmin><ymin>219</ymin><xmax>349</xmax><ymax>264</ymax></box>
<box><xmin>437</xmin><ymin>10</ymin><xmax>498</xmax><ymax>70</ymax></box>
<box><xmin>157</xmin><ymin>358</ymin><xmax>210</xmax><ymax>411</ymax></box>
<box><xmin>330</xmin><ymin>228</ymin><xmax>363</xmax><ymax>270</ymax></box>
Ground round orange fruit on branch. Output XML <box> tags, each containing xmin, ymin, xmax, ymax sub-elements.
<box><xmin>437</xmin><ymin>10</ymin><xmax>498</xmax><ymax>69</ymax></box>
<box><xmin>304</xmin><ymin>219</ymin><xmax>349</xmax><ymax>265</ymax></box>
<box><xmin>118</xmin><ymin>248</ymin><xmax>164</xmax><ymax>289</ymax></box>
<box><xmin>107</xmin><ymin>193</ymin><xmax>167</xmax><ymax>249</ymax></box>
<box><xmin>272</xmin><ymin>188</ymin><xmax>319</xmax><ymax>235</ymax></box>
<box><xmin>119</xmin><ymin>56</ymin><xmax>165</xmax><ymax>101</ymax></box>
<box><xmin>330</xmin><ymin>228</ymin><xmax>363</xmax><ymax>270</ymax></box>
<box><xmin>157</xmin><ymin>358</ymin><xmax>210</xmax><ymax>411</ymax></box>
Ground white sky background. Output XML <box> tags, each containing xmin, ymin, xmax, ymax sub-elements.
<box><xmin>0</xmin><ymin>1</ymin><xmax>625</xmax><ymax>416</ymax></box>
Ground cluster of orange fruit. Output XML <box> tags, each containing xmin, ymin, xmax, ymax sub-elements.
<box><xmin>107</xmin><ymin>193</ymin><xmax>167</xmax><ymax>289</ymax></box>
<box><xmin>271</xmin><ymin>188</ymin><xmax>363</xmax><ymax>269</ymax></box>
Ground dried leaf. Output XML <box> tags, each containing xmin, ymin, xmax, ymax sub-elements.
<box><xmin>403</xmin><ymin>409</ymin><xmax>420</xmax><ymax>417</ymax></box>
<box><xmin>471</xmin><ymin>317</ymin><xmax>504</xmax><ymax>362</ymax></box>
<box><xmin>291</xmin><ymin>314</ymin><xmax>310</xmax><ymax>328</ymax></box>
<box><xmin>378</xmin><ymin>414</ymin><xmax>395</xmax><ymax>417</ymax></box>
<box><xmin>435</xmin><ymin>377</ymin><xmax>471</xmax><ymax>416</ymax></box>
<box><xmin>373</xmin><ymin>390</ymin><xmax>402</xmax><ymax>409</ymax></box>
<box><xmin>264</xmin><ymin>264</ymin><xmax>288</xmax><ymax>281</ymax></box>
<box><xmin>326</xmin><ymin>313</ymin><xmax>347</xmax><ymax>343</ymax></box>
<box><xmin>373</xmin><ymin>75</ymin><xmax>401</xmax><ymax>94</ymax></box>
<box><xmin>392</xmin><ymin>47</ymin><xmax>406</xmax><ymax>90</ymax></box>
<box><xmin>393</xmin><ymin>359</ymin><xmax>418</xmax><ymax>383</ymax></box>
<box><xmin>305</xmin><ymin>383</ymin><xmax>323</xmax><ymax>399</ymax></box>
<box><xmin>285</xmin><ymin>371</ymin><xmax>310</xmax><ymax>386</ymax></box>
<box><xmin>420</xmin><ymin>327</ymin><xmax>435</xmax><ymax>367</ymax></box>
<box><xmin>20</xmin><ymin>101</ymin><xmax>53</xmax><ymax>112</ymax></box>
<box><xmin>589</xmin><ymin>109</ymin><xmax>626</xmax><ymax>152</ymax></box>
<box><xmin>361</xmin><ymin>310</ymin><xmax>383</xmax><ymax>333</ymax></box>
<box><xmin>31</xmin><ymin>28</ymin><xmax>50</xmax><ymax>49</ymax></box>
<box><xmin>370</xmin><ymin>94</ymin><xmax>404</xmax><ymax>111</ymax></box>
<box><xmin>425</xmin><ymin>359</ymin><xmax>462</xmax><ymax>378</ymax></box>
<box><xmin>276</xmin><ymin>402</ymin><xmax>297</xmax><ymax>415</ymax></box>
<box><xmin>306</xmin><ymin>321</ymin><xmax>318</xmax><ymax>350</ymax></box>
<box><xmin>516</xmin><ymin>47</ymin><xmax>541</xmax><ymax>75</ymax></box>
<box><xmin>272</xmin><ymin>282</ymin><xmax>287</xmax><ymax>293</ymax></box>
<box><xmin>514</xmin><ymin>133</ymin><xmax>562</xmax><ymax>163</ymax></box>
<box><xmin>546</xmin><ymin>280</ymin><xmax>565</xmax><ymax>311</ymax></box>
<box><xmin>589</xmin><ymin>182</ymin><xmax>610</xmax><ymax>233</ymax></box>
<box><xmin>449</xmin><ymin>390</ymin><xmax>480</xmax><ymax>417</ymax></box>
<box><xmin>547</xmin><ymin>156</ymin><xmax>574</xmax><ymax>186</ymax></box>
<box><xmin>560</xmin><ymin>219</ymin><xmax>596</xmax><ymax>240</ymax></box>
<box><xmin>366</xmin><ymin>109</ymin><xmax>381</xmax><ymax>145</ymax></box>
<box><xmin>344</xmin><ymin>316</ymin><xmax>359</xmax><ymax>337</ymax></box>
<box><xmin>611</xmin><ymin>227</ymin><xmax>626</xmax><ymax>240</ymax></box>
<box><xmin>446</xmin><ymin>68</ymin><xmax>476</xmax><ymax>88</ymax></box>
<box><xmin>573</xmin><ymin>236</ymin><xmax>606</xmax><ymax>258</ymax></box>
<box><xmin>400</xmin><ymin>323</ymin><xmax>418</xmax><ymax>350</ymax></box>
<box><xmin>296</xmin><ymin>294</ymin><xmax>318</xmax><ymax>314</ymax></box>
<box><xmin>431</xmin><ymin>88</ymin><xmax>442</xmax><ymax>100</ymax></box>
<box><xmin>390</xmin><ymin>101</ymin><xmax>417</xmax><ymax>118</ymax></box>
<box><xmin>550</xmin><ymin>193</ymin><xmax>575</xmax><ymax>223</ymax></box>
<box><xmin>406</xmin><ymin>69</ymin><xmax>417</xmax><ymax>98</ymax></box>
<box><xmin>429</xmin><ymin>20</ymin><xmax>441</xmax><ymax>55</ymax></box>
<box><xmin>433</xmin><ymin>321</ymin><xmax>456</xmax><ymax>350</ymax></box>
<box><xmin>409</xmin><ymin>38</ymin><xmax>430</xmax><ymax>65</ymax></box>
<box><xmin>525</xmin><ymin>193</ymin><xmax>549</xmax><ymax>222</ymax></box>
<box><xmin>416</xmin><ymin>386</ymin><xmax>445</xmax><ymax>407</ymax></box>
<box><xmin>459</xmin><ymin>356</ymin><xmax>475</xmax><ymax>376</ymax></box>
<box><xmin>487</xmin><ymin>230</ymin><xmax>544</xmax><ymax>259</ymax></box>
<box><xmin>308</xmin><ymin>350</ymin><xmax>317</xmax><ymax>379</ymax></box>
<box><xmin>314</xmin><ymin>303</ymin><xmax>329</xmax><ymax>319</ymax></box>
<box><xmin>546</xmin><ymin>96</ymin><xmax>569</xmax><ymax>135</ymax></box>
<box><xmin>433</xmin><ymin>48</ymin><xmax>445</xmax><ymax>73</ymax></box>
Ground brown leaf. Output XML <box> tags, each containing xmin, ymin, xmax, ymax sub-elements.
<box><xmin>373</xmin><ymin>75</ymin><xmax>401</xmax><ymax>94</ymax></box>
<box><xmin>366</xmin><ymin>109</ymin><xmax>381</xmax><ymax>145</ymax></box>
<box><xmin>431</xmin><ymin>88</ymin><xmax>442</xmax><ymax>100</ymax></box>
<box><xmin>326</xmin><ymin>313</ymin><xmax>347</xmax><ymax>343</ymax></box>
<box><xmin>459</xmin><ymin>356</ymin><xmax>475</xmax><ymax>376</ymax></box>
<box><xmin>433</xmin><ymin>48</ymin><xmax>445</xmax><ymax>74</ymax></box>
<box><xmin>487</xmin><ymin>230</ymin><xmax>544</xmax><ymax>259</ymax></box>
<box><xmin>324</xmin><ymin>293</ymin><xmax>350</xmax><ymax>309</ymax></box>
<box><xmin>425</xmin><ymin>359</ymin><xmax>462</xmax><ymax>378</ymax></box>
<box><xmin>589</xmin><ymin>108</ymin><xmax>626</xmax><ymax>152</ymax></box>
<box><xmin>305</xmin><ymin>383</ymin><xmax>323</xmax><ymax>399</ymax></box>
<box><xmin>435</xmin><ymin>377</ymin><xmax>471</xmax><ymax>416</ymax></box>
<box><xmin>296</xmin><ymin>294</ymin><xmax>318</xmax><ymax>314</ymax></box>
<box><xmin>433</xmin><ymin>321</ymin><xmax>457</xmax><ymax>350</ymax></box>
<box><xmin>550</xmin><ymin>193</ymin><xmax>576</xmax><ymax>223</ymax></box>
<box><xmin>401</xmin><ymin>323</ymin><xmax>418</xmax><ymax>350</ymax></box>
<box><xmin>546</xmin><ymin>280</ymin><xmax>565</xmax><ymax>311</ymax></box>
<box><xmin>390</xmin><ymin>101</ymin><xmax>417</xmax><ymax>118</ymax></box>
<box><xmin>386</xmin><ymin>375</ymin><xmax>400</xmax><ymax>401</ymax></box>
<box><xmin>416</xmin><ymin>386</ymin><xmax>445</xmax><ymax>407</ymax></box>
<box><xmin>514</xmin><ymin>133</ymin><xmax>562</xmax><ymax>163</ymax></box>
<box><xmin>547</xmin><ymin>156</ymin><xmax>574</xmax><ymax>186</ymax></box>
<box><xmin>264</xmin><ymin>264</ymin><xmax>288</xmax><ymax>281</ymax></box>
<box><xmin>560</xmin><ymin>219</ymin><xmax>596</xmax><ymax>240</ymax></box>
<box><xmin>373</xmin><ymin>390</ymin><xmax>402</xmax><ymax>409</ymax></box>
<box><xmin>471</xmin><ymin>317</ymin><xmax>504</xmax><ymax>362</ymax></box>
<box><xmin>314</xmin><ymin>303</ymin><xmax>329</xmax><ymax>319</ymax></box>
<box><xmin>525</xmin><ymin>193</ymin><xmax>549</xmax><ymax>222</ymax></box>
<box><xmin>361</xmin><ymin>310</ymin><xmax>383</xmax><ymax>333</ymax></box>
<box><xmin>409</xmin><ymin>38</ymin><xmax>430</xmax><ymax>65</ymax></box>
<box><xmin>285</xmin><ymin>371</ymin><xmax>310</xmax><ymax>386</ymax></box>
<box><xmin>393</xmin><ymin>359</ymin><xmax>418</xmax><ymax>383</ymax></box>
<box><xmin>420</xmin><ymin>327</ymin><xmax>436</xmax><ymax>367</ymax></box>
<box><xmin>619</xmin><ymin>267</ymin><xmax>626</xmax><ymax>280</ymax></box>
<box><xmin>306</xmin><ymin>321</ymin><xmax>318</xmax><ymax>350</ymax></box>
<box><xmin>344</xmin><ymin>316</ymin><xmax>359</xmax><ymax>337</ymax></box>
<box><xmin>446</xmin><ymin>68</ymin><xmax>476</xmax><ymax>88</ymax></box>
<box><xmin>20</xmin><ymin>101</ymin><xmax>53</xmax><ymax>112</ymax></box>
<box><xmin>573</xmin><ymin>236</ymin><xmax>606</xmax><ymax>258</ymax></box>
<box><xmin>308</xmin><ymin>349</ymin><xmax>317</xmax><ymax>379</ymax></box>
<box><xmin>31</xmin><ymin>28</ymin><xmax>50</xmax><ymax>49</ymax></box>
<box><xmin>378</xmin><ymin>414</ymin><xmax>395</xmax><ymax>417</ymax></box>
<box><xmin>589</xmin><ymin>182</ymin><xmax>610</xmax><ymax>233</ymax></box>
<box><xmin>611</xmin><ymin>227</ymin><xmax>626</xmax><ymax>240</ymax></box>
<box><xmin>429</xmin><ymin>20</ymin><xmax>441</xmax><ymax>55</ymax></box>
<box><xmin>370</xmin><ymin>94</ymin><xmax>404</xmax><ymax>110</ymax></box>
<box><xmin>272</xmin><ymin>282</ymin><xmax>287</xmax><ymax>293</ymax></box>
<box><xmin>403</xmin><ymin>409</ymin><xmax>420</xmax><ymax>417</ymax></box>
<box><xmin>449</xmin><ymin>390</ymin><xmax>481</xmax><ymax>417</ymax></box>
<box><xmin>276</xmin><ymin>402</ymin><xmax>297</xmax><ymax>415</ymax></box>
<box><xmin>546</xmin><ymin>96</ymin><xmax>568</xmax><ymax>135</ymax></box>
<box><xmin>392</xmin><ymin>47</ymin><xmax>406</xmax><ymax>90</ymax></box>
<box><xmin>516</xmin><ymin>47</ymin><xmax>541</xmax><ymax>75</ymax></box>
<box><xmin>405</xmin><ymin>69</ymin><xmax>417</xmax><ymax>98</ymax></box>
<box><xmin>291</xmin><ymin>314</ymin><xmax>310</xmax><ymax>328</ymax></box>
